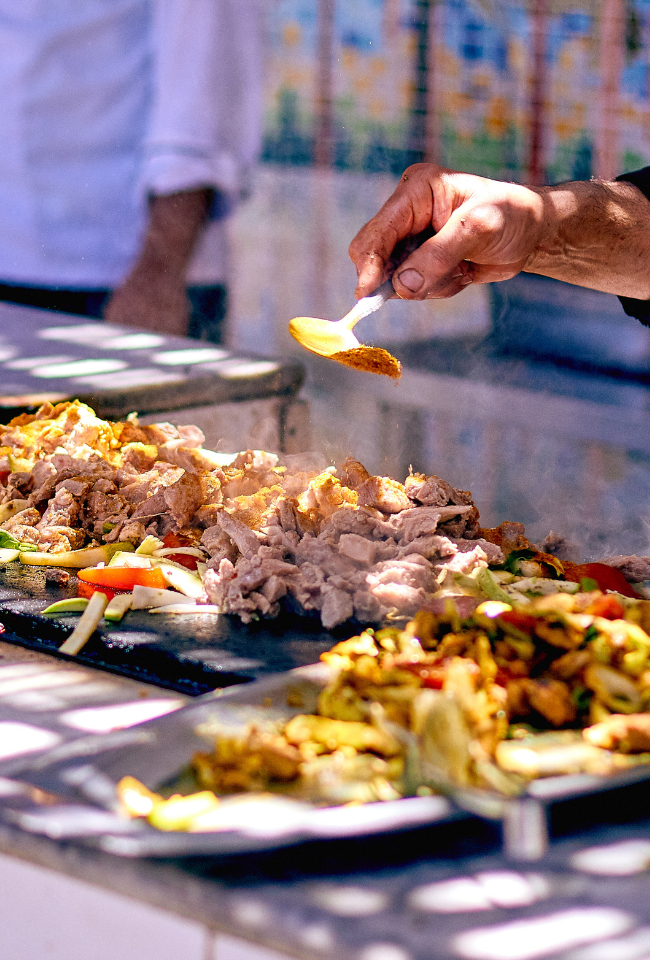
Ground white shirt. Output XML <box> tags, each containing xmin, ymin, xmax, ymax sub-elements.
<box><xmin>0</xmin><ymin>0</ymin><xmax>262</xmax><ymax>288</ymax></box>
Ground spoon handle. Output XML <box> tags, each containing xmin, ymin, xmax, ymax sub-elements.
<box><xmin>341</xmin><ymin>279</ymin><xmax>394</xmax><ymax>329</ymax></box>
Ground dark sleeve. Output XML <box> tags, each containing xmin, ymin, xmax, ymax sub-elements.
<box><xmin>615</xmin><ymin>167</ymin><xmax>650</xmax><ymax>325</ymax></box>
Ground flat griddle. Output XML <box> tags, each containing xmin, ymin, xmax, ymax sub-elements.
<box><xmin>0</xmin><ymin>563</ymin><xmax>339</xmax><ymax>696</ymax></box>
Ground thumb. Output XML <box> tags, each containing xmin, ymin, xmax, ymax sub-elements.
<box><xmin>392</xmin><ymin>212</ymin><xmax>476</xmax><ymax>300</ymax></box>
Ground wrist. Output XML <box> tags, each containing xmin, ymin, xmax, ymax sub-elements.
<box><xmin>522</xmin><ymin>183</ymin><xmax>586</xmax><ymax>274</ymax></box>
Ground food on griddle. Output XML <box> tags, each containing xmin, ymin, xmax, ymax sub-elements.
<box><xmin>0</xmin><ymin>399</ymin><xmax>500</xmax><ymax>628</ymax></box>
<box><xmin>191</xmin><ymin>710</ymin><xmax>405</xmax><ymax>802</ymax></box>
<box><xmin>118</xmin><ymin>592</ymin><xmax>650</xmax><ymax>830</ymax></box>
<box><xmin>583</xmin><ymin>713</ymin><xmax>650</xmax><ymax>752</ymax></box>
<box><xmin>3</xmin><ymin>399</ymin><xmax>650</xmax><ymax>632</ymax></box>
<box><xmin>189</xmin><ymin>594</ymin><xmax>650</xmax><ymax>797</ymax></box>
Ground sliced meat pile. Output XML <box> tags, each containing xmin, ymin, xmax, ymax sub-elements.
<box><xmin>201</xmin><ymin>458</ymin><xmax>503</xmax><ymax>628</ymax></box>
<box><xmin>0</xmin><ymin>400</ymin><xmax>506</xmax><ymax>629</ymax></box>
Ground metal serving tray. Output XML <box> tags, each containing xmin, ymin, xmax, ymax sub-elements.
<box><xmin>12</xmin><ymin>662</ymin><xmax>650</xmax><ymax>861</ymax></box>
<box><xmin>10</xmin><ymin>663</ymin><xmax>462</xmax><ymax>857</ymax></box>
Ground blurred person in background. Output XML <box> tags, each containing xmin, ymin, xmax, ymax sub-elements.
<box><xmin>349</xmin><ymin>163</ymin><xmax>650</xmax><ymax>328</ymax></box>
<box><xmin>0</xmin><ymin>0</ymin><xmax>262</xmax><ymax>342</ymax></box>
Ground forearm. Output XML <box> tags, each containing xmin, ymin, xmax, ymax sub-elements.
<box><xmin>135</xmin><ymin>188</ymin><xmax>212</xmax><ymax>279</ymax></box>
<box><xmin>525</xmin><ymin>179</ymin><xmax>650</xmax><ymax>299</ymax></box>
<box><xmin>103</xmin><ymin>188</ymin><xmax>212</xmax><ymax>335</ymax></box>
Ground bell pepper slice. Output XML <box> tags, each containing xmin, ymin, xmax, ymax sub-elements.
<box><xmin>77</xmin><ymin>580</ymin><xmax>118</xmax><ymax>603</ymax></box>
<box><xmin>586</xmin><ymin>593</ymin><xmax>626</xmax><ymax>620</ymax></box>
<box><xmin>563</xmin><ymin>561</ymin><xmax>640</xmax><ymax>599</ymax></box>
<box><xmin>42</xmin><ymin>597</ymin><xmax>90</xmax><ymax>616</ymax></box>
<box><xmin>160</xmin><ymin>532</ymin><xmax>199</xmax><ymax>570</ymax></box>
<box><xmin>77</xmin><ymin>565</ymin><xmax>167</xmax><ymax>594</ymax></box>
<box><xmin>497</xmin><ymin>609</ymin><xmax>538</xmax><ymax>634</ymax></box>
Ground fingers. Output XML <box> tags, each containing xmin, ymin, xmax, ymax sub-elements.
<box><xmin>349</xmin><ymin>164</ymin><xmax>442</xmax><ymax>299</ymax></box>
<box><xmin>424</xmin><ymin>269</ymin><xmax>474</xmax><ymax>300</ymax></box>
<box><xmin>350</xmin><ymin>162</ymin><xmax>544</xmax><ymax>305</ymax></box>
<box><xmin>349</xmin><ymin>214</ymin><xmax>412</xmax><ymax>300</ymax></box>
<box><xmin>391</xmin><ymin>211</ymin><xmax>478</xmax><ymax>299</ymax></box>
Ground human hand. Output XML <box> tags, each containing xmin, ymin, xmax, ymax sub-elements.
<box><xmin>349</xmin><ymin>163</ymin><xmax>544</xmax><ymax>301</ymax></box>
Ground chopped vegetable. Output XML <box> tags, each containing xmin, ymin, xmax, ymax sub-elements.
<box><xmin>59</xmin><ymin>591</ymin><xmax>108</xmax><ymax>655</ymax></box>
<box><xmin>475</xmin><ymin>567</ymin><xmax>514</xmax><ymax>604</ymax></box>
<box><xmin>503</xmin><ymin>548</ymin><xmax>563</xmax><ymax>579</ymax></box>
<box><xmin>0</xmin><ymin>548</ymin><xmax>19</xmax><ymax>564</ymax></box>
<box><xmin>503</xmin><ymin>548</ymin><xmax>537</xmax><ymax>574</ymax></box>
<box><xmin>117</xmin><ymin>776</ymin><xmax>158</xmax><ymax>817</ymax></box>
<box><xmin>130</xmin><ymin>586</ymin><xmax>197</xmax><ymax>610</ymax></box>
<box><xmin>507</xmin><ymin>577</ymin><xmax>579</xmax><ymax>597</ymax></box>
<box><xmin>107</xmin><ymin>551</ymin><xmax>155</xmax><ymax>568</ymax></box>
<box><xmin>20</xmin><ymin>542</ymin><xmax>134</xmax><ymax>568</ymax></box>
<box><xmin>154</xmin><ymin>547</ymin><xmax>205</xmax><ymax>559</ymax></box>
<box><xmin>475</xmin><ymin>600</ymin><xmax>513</xmax><ymax>618</ymax></box>
<box><xmin>147</xmin><ymin>791</ymin><xmax>221</xmax><ymax>832</ymax></box>
<box><xmin>0</xmin><ymin>531</ymin><xmax>37</xmax><ymax>552</ymax></box>
<box><xmin>42</xmin><ymin>598</ymin><xmax>90</xmax><ymax>616</ymax></box>
<box><xmin>563</xmin><ymin>562</ymin><xmax>641</xmax><ymax>599</ymax></box>
<box><xmin>496</xmin><ymin>734</ymin><xmax>606</xmax><ymax>778</ymax></box>
<box><xmin>104</xmin><ymin>594</ymin><xmax>133</xmax><ymax>622</ymax></box>
<box><xmin>153</xmin><ymin>547</ymin><xmax>205</xmax><ymax>567</ymax></box>
<box><xmin>117</xmin><ymin>775</ymin><xmax>221</xmax><ymax>831</ymax></box>
<box><xmin>77</xmin><ymin>580</ymin><xmax>120</xmax><ymax>602</ymax></box>
<box><xmin>0</xmin><ymin>499</ymin><xmax>29</xmax><ymax>523</ymax></box>
<box><xmin>78</xmin><ymin>565</ymin><xmax>166</xmax><ymax>591</ymax></box>
<box><xmin>157</xmin><ymin>562</ymin><xmax>205</xmax><ymax>599</ymax></box>
<box><xmin>135</xmin><ymin>535</ymin><xmax>164</xmax><ymax>555</ymax></box>
<box><xmin>157</xmin><ymin>532</ymin><xmax>203</xmax><ymax>570</ymax></box>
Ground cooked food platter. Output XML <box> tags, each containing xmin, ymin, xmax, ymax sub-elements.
<box><xmin>13</xmin><ymin>588</ymin><xmax>650</xmax><ymax>860</ymax></box>
<box><xmin>14</xmin><ymin>610</ymin><xmax>650</xmax><ymax>860</ymax></box>
<box><xmin>10</xmin><ymin>663</ymin><xmax>461</xmax><ymax>857</ymax></box>
<box><xmin>6</xmin><ymin>398</ymin><xmax>650</xmax><ymax>859</ymax></box>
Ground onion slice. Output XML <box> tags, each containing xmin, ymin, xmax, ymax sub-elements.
<box><xmin>59</xmin><ymin>591</ymin><xmax>108</xmax><ymax>655</ymax></box>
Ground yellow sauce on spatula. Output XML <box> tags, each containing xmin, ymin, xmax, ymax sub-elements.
<box><xmin>330</xmin><ymin>346</ymin><xmax>402</xmax><ymax>379</ymax></box>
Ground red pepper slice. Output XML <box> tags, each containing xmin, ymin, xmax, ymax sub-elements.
<box><xmin>161</xmin><ymin>553</ymin><xmax>198</xmax><ymax>571</ymax></box>
<box><xmin>162</xmin><ymin>533</ymin><xmax>190</xmax><ymax>549</ymax></box>
<box><xmin>563</xmin><ymin>562</ymin><xmax>640</xmax><ymax>599</ymax></box>
<box><xmin>420</xmin><ymin>671</ymin><xmax>445</xmax><ymax>689</ymax></box>
<box><xmin>161</xmin><ymin>532</ymin><xmax>199</xmax><ymax>570</ymax></box>
<box><xmin>404</xmin><ymin>664</ymin><xmax>446</xmax><ymax>689</ymax></box>
<box><xmin>77</xmin><ymin>580</ymin><xmax>121</xmax><ymax>603</ymax></box>
<box><xmin>77</xmin><ymin>566</ymin><xmax>167</xmax><ymax>591</ymax></box>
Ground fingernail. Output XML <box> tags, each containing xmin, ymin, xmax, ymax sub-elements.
<box><xmin>460</xmin><ymin>276</ymin><xmax>473</xmax><ymax>286</ymax></box>
<box><xmin>397</xmin><ymin>269</ymin><xmax>424</xmax><ymax>293</ymax></box>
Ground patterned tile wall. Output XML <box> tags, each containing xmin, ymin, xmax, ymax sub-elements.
<box><xmin>260</xmin><ymin>0</ymin><xmax>650</xmax><ymax>183</ymax></box>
